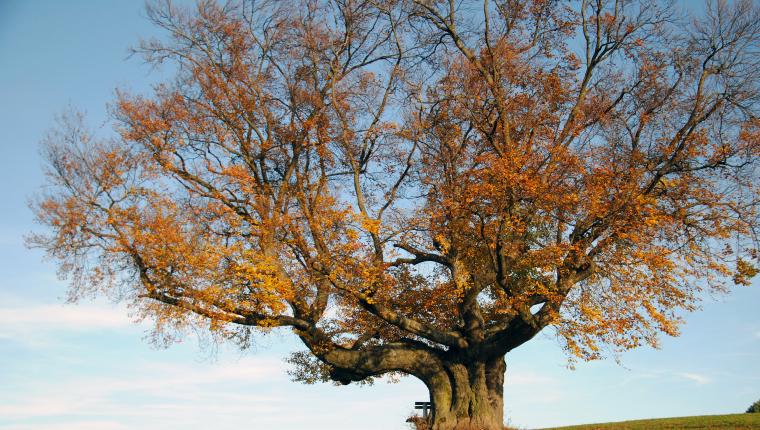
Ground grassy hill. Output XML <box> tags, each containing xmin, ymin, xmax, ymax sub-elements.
<box><xmin>537</xmin><ymin>413</ymin><xmax>760</xmax><ymax>429</ymax></box>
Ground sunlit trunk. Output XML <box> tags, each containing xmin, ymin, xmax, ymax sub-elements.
<box><xmin>424</xmin><ymin>357</ymin><xmax>506</xmax><ymax>430</ymax></box>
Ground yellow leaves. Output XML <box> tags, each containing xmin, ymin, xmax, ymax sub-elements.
<box><xmin>579</xmin><ymin>302</ymin><xmax>603</xmax><ymax>322</ymax></box>
<box><xmin>344</xmin><ymin>228</ymin><xmax>360</xmax><ymax>242</ymax></box>
<box><xmin>734</xmin><ymin>258</ymin><xmax>759</xmax><ymax>286</ymax></box>
<box><xmin>643</xmin><ymin>217</ymin><xmax>659</xmax><ymax>227</ymax></box>
<box><xmin>433</xmin><ymin>234</ymin><xmax>451</xmax><ymax>254</ymax></box>
<box><xmin>450</xmin><ymin>260</ymin><xmax>471</xmax><ymax>300</ymax></box>
<box><xmin>30</xmin><ymin>0</ymin><xmax>760</xmax><ymax>370</ymax></box>
<box><xmin>359</xmin><ymin>216</ymin><xmax>381</xmax><ymax>236</ymax></box>
<box><xmin>219</xmin><ymin>164</ymin><xmax>250</xmax><ymax>181</ymax></box>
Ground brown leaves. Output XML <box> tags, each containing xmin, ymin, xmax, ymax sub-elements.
<box><xmin>30</xmin><ymin>0</ymin><xmax>760</xmax><ymax>371</ymax></box>
<box><xmin>734</xmin><ymin>258</ymin><xmax>760</xmax><ymax>286</ymax></box>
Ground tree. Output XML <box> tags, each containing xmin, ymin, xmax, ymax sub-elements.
<box><xmin>748</xmin><ymin>399</ymin><xmax>760</xmax><ymax>413</ymax></box>
<box><xmin>29</xmin><ymin>1</ymin><xmax>760</xmax><ymax>429</ymax></box>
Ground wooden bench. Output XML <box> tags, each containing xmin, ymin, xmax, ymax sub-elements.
<box><xmin>414</xmin><ymin>401</ymin><xmax>432</xmax><ymax>418</ymax></box>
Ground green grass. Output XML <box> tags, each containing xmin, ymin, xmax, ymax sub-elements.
<box><xmin>538</xmin><ymin>413</ymin><xmax>760</xmax><ymax>430</ymax></box>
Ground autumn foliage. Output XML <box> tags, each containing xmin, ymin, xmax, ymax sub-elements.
<box><xmin>30</xmin><ymin>1</ymin><xmax>760</xmax><ymax>429</ymax></box>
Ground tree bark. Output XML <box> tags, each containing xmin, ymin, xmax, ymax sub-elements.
<box><xmin>425</xmin><ymin>357</ymin><xmax>506</xmax><ymax>430</ymax></box>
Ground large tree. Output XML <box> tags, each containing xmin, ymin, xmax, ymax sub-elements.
<box><xmin>30</xmin><ymin>0</ymin><xmax>760</xmax><ymax>429</ymax></box>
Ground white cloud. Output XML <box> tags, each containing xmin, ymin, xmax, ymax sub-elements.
<box><xmin>0</xmin><ymin>351</ymin><xmax>422</xmax><ymax>429</ymax></box>
<box><xmin>134</xmin><ymin>356</ymin><xmax>287</xmax><ymax>389</ymax></box>
<box><xmin>0</xmin><ymin>303</ymin><xmax>132</xmax><ymax>329</ymax></box>
<box><xmin>0</xmin><ymin>301</ymin><xmax>136</xmax><ymax>346</ymax></box>
<box><xmin>506</xmin><ymin>370</ymin><xmax>564</xmax><ymax>410</ymax></box>
<box><xmin>0</xmin><ymin>356</ymin><xmax>287</xmax><ymax>421</ymax></box>
<box><xmin>677</xmin><ymin>372</ymin><xmax>711</xmax><ymax>385</ymax></box>
<box><xmin>507</xmin><ymin>371</ymin><xmax>555</xmax><ymax>385</ymax></box>
<box><xmin>0</xmin><ymin>421</ymin><xmax>130</xmax><ymax>430</ymax></box>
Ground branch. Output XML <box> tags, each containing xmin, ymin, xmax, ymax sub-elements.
<box><xmin>388</xmin><ymin>242</ymin><xmax>451</xmax><ymax>267</ymax></box>
<box><xmin>317</xmin><ymin>263</ymin><xmax>467</xmax><ymax>349</ymax></box>
<box><xmin>477</xmin><ymin>315</ymin><xmax>541</xmax><ymax>360</ymax></box>
<box><xmin>316</xmin><ymin>340</ymin><xmax>446</xmax><ymax>384</ymax></box>
<box><xmin>129</xmin><ymin>247</ymin><xmax>313</xmax><ymax>332</ymax></box>
<box><xmin>140</xmin><ymin>291</ymin><xmax>312</xmax><ymax>331</ymax></box>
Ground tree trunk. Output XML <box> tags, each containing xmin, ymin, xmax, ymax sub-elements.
<box><xmin>425</xmin><ymin>357</ymin><xmax>506</xmax><ymax>430</ymax></box>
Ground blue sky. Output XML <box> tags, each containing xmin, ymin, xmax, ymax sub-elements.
<box><xmin>0</xmin><ymin>1</ymin><xmax>758</xmax><ymax>429</ymax></box>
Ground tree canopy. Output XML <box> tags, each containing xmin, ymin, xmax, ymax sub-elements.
<box><xmin>31</xmin><ymin>0</ymin><xmax>760</xmax><ymax>428</ymax></box>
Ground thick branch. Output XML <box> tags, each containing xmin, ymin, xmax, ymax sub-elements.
<box><xmin>316</xmin><ymin>340</ymin><xmax>445</xmax><ymax>384</ymax></box>
<box><xmin>140</xmin><ymin>291</ymin><xmax>312</xmax><ymax>331</ymax></box>
<box><xmin>389</xmin><ymin>242</ymin><xmax>451</xmax><ymax>267</ymax></box>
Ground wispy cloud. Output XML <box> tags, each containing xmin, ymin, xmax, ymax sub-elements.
<box><xmin>677</xmin><ymin>372</ymin><xmax>711</xmax><ymax>385</ymax></box>
<box><xmin>0</xmin><ymin>356</ymin><xmax>287</xmax><ymax>421</ymax></box>
<box><xmin>0</xmin><ymin>421</ymin><xmax>130</xmax><ymax>430</ymax></box>
<box><xmin>0</xmin><ymin>353</ymin><xmax>416</xmax><ymax>430</ymax></box>
<box><xmin>507</xmin><ymin>371</ymin><xmax>555</xmax><ymax>385</ymax></box>
<box><xmin>0</xmin><ymin>303</ymin><xmax>132</xmax><ymax>329</ymax></box>
<box><xmin>0</xmin><ymin>301</ymin><xmax>136</xmax><ymax>347</ymax></box>
<box><xmin>506</xmin><ymin>370</ymin><xmax>564</xmax><ymax>407</ymax></box>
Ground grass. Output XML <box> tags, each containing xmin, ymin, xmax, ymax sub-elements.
<box><xmin>538</xmin><ymin>413</ymin><xmax>760</xmax><ymax>429</ymax></box>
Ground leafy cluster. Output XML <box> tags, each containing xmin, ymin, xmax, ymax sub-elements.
<box><xmin>749</xmin><ymin>399</ymin><xmax>760</xmax><ymax>414</ymax></box>
<box><xmin>29</xmin><ymin>1</ymin><xmax>760</xmax><ymax>422</ymax></box>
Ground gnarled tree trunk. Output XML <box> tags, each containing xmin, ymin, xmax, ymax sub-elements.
<box><xmin>425</xmin><ymin>357</ymin><xmax>506</xmax><ymax>430</ymax></box>
<box><xmin>315</xmin><ymin>340</ymin><xmax>510</xmax><ymax>430</ymax></box>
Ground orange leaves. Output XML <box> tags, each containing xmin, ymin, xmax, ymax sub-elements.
<box><xmin>116</xmin><ymin>93</ymin><xmax>175</xmax><ymax>143</ymax></box>
<box><xmin>734</xmin><ymin>258</ymin><xmax>759</xmax><ymax>286</ymax></box>
<box><xmin>359</xmin><ymin>215</ymin><xmax>381</xmax><ymax>236</ymax></box>
<box><xmin>29</xmin><ymin>0</ymin><xmax>760</xmax><ymax>370</ymax></box>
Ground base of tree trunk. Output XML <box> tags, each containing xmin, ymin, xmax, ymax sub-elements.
<box><xmin>419</xmin><ymin>357</ymin><xmax>506</xmax><ymax>430</ymax></box>
<box><xmin>407</xmin><ymin>416</ymin><xmax>504</xmax><ymax>430</ymax></box>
